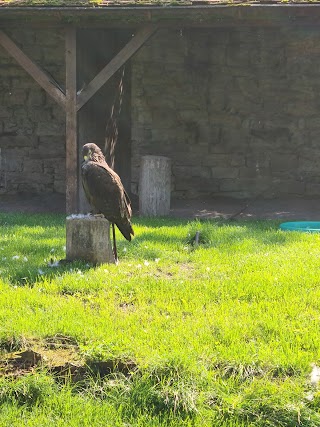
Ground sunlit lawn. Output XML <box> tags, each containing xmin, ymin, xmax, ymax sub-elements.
<box><xmin>1</xmin><ymin>212</ymin><xmax>320</xmax><ymax>426</ymax></box>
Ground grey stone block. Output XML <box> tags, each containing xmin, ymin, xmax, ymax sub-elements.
<box><xmin>270</xmin><ymin>154</ymin><xmax>298</xmax><ymax>173</ymax></box>
<box><xmin>23</xmin><ymin>159</ymin><xmax>43</xmax><ymax>173</ymax></box>
<box><xmin>211</xmin><ymin>167</ymin><xmax>239</xmax><ymax>179</ymax></box>
<box><xmin>36</xmin><ymin>122</ymin><xmax>64</xmax><ymax>137</ymax></box>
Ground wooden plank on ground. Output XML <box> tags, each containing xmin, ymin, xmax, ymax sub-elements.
<box><xmin>65</xmin><ymin>26</ymin><xmax>78</xmax><ymax>214</ymax></box>
<box><xmin>76</xmin><ymin>24</ymin><xmax>157</xmax><ymax>111</ymax></box>
<box><xmin>0</xmin><ymin>30</ymin><xmax>66</xmax><ymax>109</ymax></box>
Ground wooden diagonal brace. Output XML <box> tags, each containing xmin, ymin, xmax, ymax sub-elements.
<box><xmin>76</xmin><ymin>24</ymin><xmax>158</xmax><ymax>112</ymax></box>
<box><xmin>65</xmin><ymin>26</ymin><xmax>78</xmax><ymax>214</ymax></box>
<box><xmin>0</xmin><ymin>30</ymin><xmax>66</xmax><ymax>109</ymax></box>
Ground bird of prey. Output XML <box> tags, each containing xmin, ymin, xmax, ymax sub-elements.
<box><xmin>81</xmin><ymin>142</ymin><xmax>134</xmax><ymax>261</ymax></box>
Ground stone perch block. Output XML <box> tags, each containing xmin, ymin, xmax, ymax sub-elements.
<box><xmin>66</xmin><ymin>215</ymin><xmax>115</xmax><ymax>265</ymax></box>
<box><xmin>139</xmin><ymin>155</ymin><xmax>171</xmax><ymax>216</ymax></box>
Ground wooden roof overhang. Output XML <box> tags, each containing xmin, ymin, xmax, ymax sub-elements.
<box><xmin>2</xmin><ymin>4</ymin><xmax>320</xmax><ymax>27</ymax></box>
<box><xmin>0</xmin><ymin>4</ymin><xmax>319</xmax><ymax>213</ymax></box>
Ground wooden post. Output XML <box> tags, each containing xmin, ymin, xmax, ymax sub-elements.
<box><xmin>66</xmin><ymin>216</ymin><xmax>115</xmax><ymax>265</ymax></box>
<box><xmin>65</xmin><ymin>26</ymin><xmax>78</xmax><ymax>215</ymax></box>
<box><xmin>139</xmin><ymin>155</ymin><xmax>171</xmax><ymax>216</ymax></box>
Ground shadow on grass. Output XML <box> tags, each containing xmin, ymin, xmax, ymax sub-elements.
<box><xmin>136</xmin><ymin>218</ymin><xmax>303</xmax><ymax>249</ymax></box>
<box><xmin>0</xmin><ymin>212</ymin><xmax>113</xmax><ymax>286</ymax></box>
<box><xmin>5</xmin><ymin>262</ymin><xmax>92</xmax><ymax>288</ymax></box>
<box><xmin>0</xmin><ymin>212</ymin><xmax>65</xmax><ymax>228</ymax></box>
<box><xmin>0</xmin><ymin>213</ymin><xmax>310</xmax><ymax>285</ymax></box>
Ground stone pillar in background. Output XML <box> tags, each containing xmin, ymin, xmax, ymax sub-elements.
<box><xmin>139</xmin><ymin>155</ymin><xmax>171</xmax><ymax>216</ymax></box>
<box><xmin>66</xmin><ymin>215</ymin><xmax>115</xmax><ymax>265</ymax></box>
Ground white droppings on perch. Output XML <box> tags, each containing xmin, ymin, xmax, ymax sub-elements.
<box><xmin>67</xmin><ymin>214</ymin><xmax>98</xmax><ymax>220</ymax></box>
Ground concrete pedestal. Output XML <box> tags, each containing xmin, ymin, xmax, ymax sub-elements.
<box><xmin>66</xmin><ymin>215</ymin><xmax>115</xmax><ymax>265</ymax></box>
<box><xmin>139</xmin><ymin>155</ymin><xmax>171</xmax><ymax>216</ymax></box>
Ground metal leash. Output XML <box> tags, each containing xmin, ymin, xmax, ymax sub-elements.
<box><xmin>104</xmin><ymin>65</ymin><xmax>125</xmax><ymax>170</ymax></box>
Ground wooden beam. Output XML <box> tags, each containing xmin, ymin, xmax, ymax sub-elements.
<box><xmin>76</xmin><ymin>24</ymin><xmax>157</xmax><ymax>111</ymax></box>
<box><xmin>0</xmin><ymin>30</ymin><xmax>66</xmax><ymax>109</ymax></box>
<box><xmin>65</xmin><ymin>26</ymin><xmax>78</xmax><ymax>214</ymax></box>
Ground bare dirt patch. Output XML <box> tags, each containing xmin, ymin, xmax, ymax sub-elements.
<box><xmin>2</xmin><ymin>193</ymin><xmax>320</xmax><ymax>220</ymax></box>
<box><xmin>0</xmin><ymin>336</ymin><xmax>138</xmax><ymax>382</ymax></box>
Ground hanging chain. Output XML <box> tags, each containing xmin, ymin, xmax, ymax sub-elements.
<box><xmin>104</xmin><ymin>66</ymin><xmax>125</xmax><ymax>170</ymax></box>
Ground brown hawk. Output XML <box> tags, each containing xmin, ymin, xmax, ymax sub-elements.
<box><xmin>81</xmin><ymin>143</ymin><xmax>134</xmax><ymax>259</ymax></box>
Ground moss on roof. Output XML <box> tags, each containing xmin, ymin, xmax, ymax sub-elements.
<box><xmin>1</xmin><ymin>0</ymin><xmax>319</xmax><ymax>7</ymax></box>
<box><xmin>0</xmin><ymin>0</ymin><xmax>96</xmax><ymax>5</ymax></box>
<box><xmin>1</xmin><ymin>0</ymin><xmax>178</xmax><ymax>6</ymax></box>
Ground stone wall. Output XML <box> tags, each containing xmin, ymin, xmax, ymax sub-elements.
<box><xmin>2</xmin><ymin>25</ymin><xmax>320</xmax><ymax>200</ymax></box>
<box><xmin>0</xmin><ymin>28</ymin><xmax>65</xmax><ymax>194</ymax></box>
<box><xmin>131</xmin><ymin>27</ymin><xmax>320</xmax><ymax>199</ymax></box>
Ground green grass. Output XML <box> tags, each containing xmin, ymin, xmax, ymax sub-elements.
<box><xmin>1</xmin><ymin>212</ymin><xmax>320</xmax><ymax>425</ymax></box>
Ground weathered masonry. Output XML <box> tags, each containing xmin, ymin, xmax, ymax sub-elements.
<box><xmin>1</xmin><ymin>4</ymin><xmax>320</xmax><ymax>212</ymax></box>
<box><xmin>132</xmin><ymin>24</ymin><xmax>320</xmax><ymax>199</ymax></box>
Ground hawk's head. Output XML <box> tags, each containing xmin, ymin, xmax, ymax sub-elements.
<box><xmin>82</xmin><ymin>143</ymin><xmax>106</xmax><ymax>163</ymax></box>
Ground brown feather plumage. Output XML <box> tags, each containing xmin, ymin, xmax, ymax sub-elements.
<box><xmin>81</xmin><ymin>143</ymin><xmax>134</xmax><ymax>241</ymax></box>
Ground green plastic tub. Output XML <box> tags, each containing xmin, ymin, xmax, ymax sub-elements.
<box><xmin>280</xmin><ymin>222</ymin><xmax>320</xmax><ymax>233</ymax></box>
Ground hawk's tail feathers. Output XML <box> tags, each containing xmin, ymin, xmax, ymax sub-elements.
<box><xmin>116</xmin><ymin>220</ymin><xmax>134</xmax><ymax>242</ymax></box>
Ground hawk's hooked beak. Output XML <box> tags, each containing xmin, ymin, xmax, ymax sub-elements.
<box><xmin>83</xmin><ymin>149</ymin><xmax>92</xmax><ymax>161</ymax></box>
